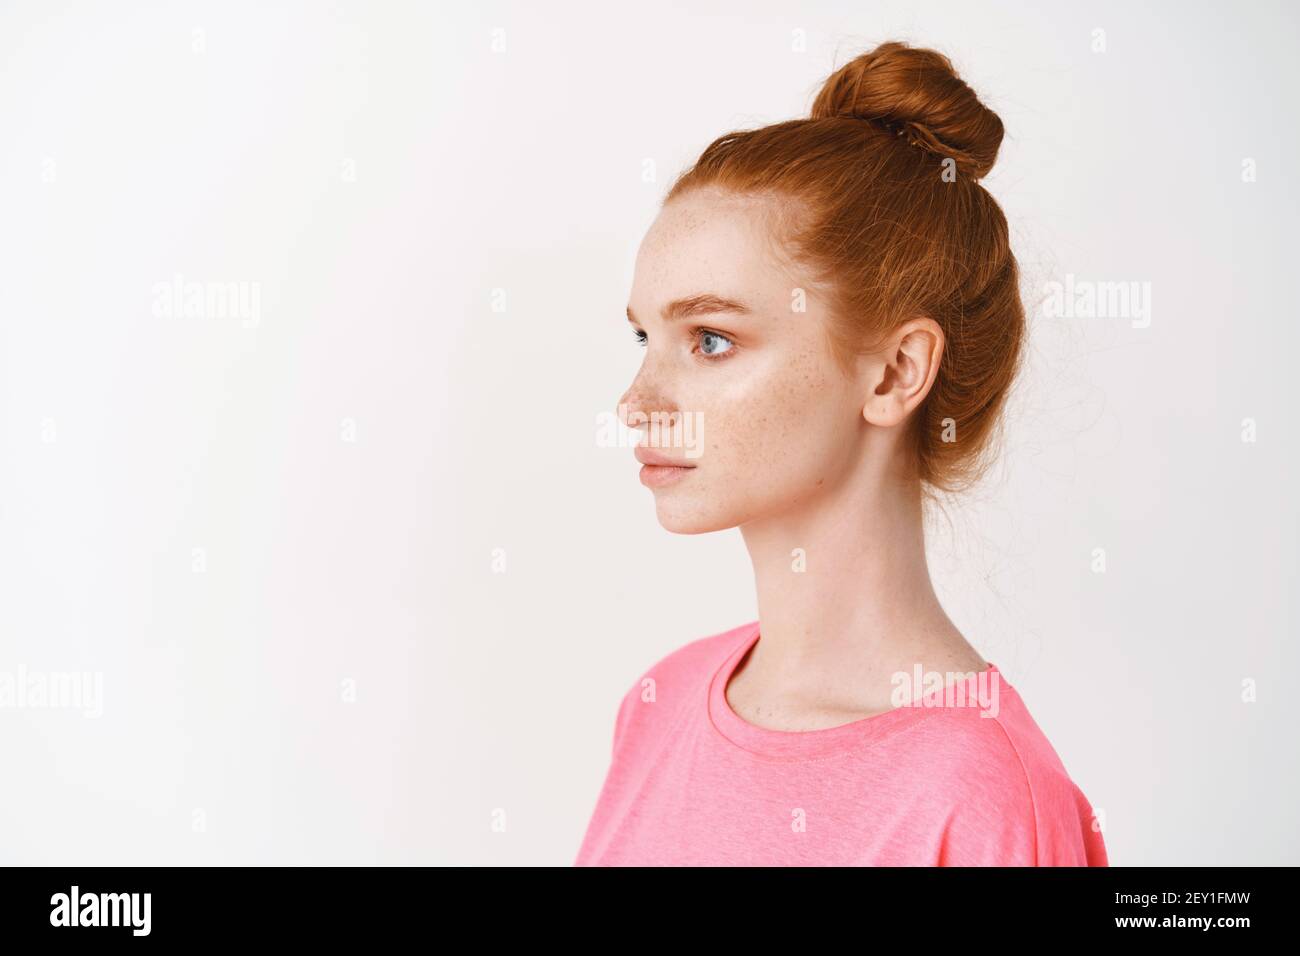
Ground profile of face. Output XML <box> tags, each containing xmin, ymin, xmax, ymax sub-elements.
<box><xmin>619</xmin><ymin>186</ymin><xmax>925</xmax><ymax>535</ymax></box>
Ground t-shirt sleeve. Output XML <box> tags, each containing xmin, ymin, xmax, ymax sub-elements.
<box><xmin>935</xmin><ymin>722</ymin><xmax>1108</xmax><ymax>866</ymax></box>
<box><xmin>1031</xmin><ymin>774</ymin><xmax>1110</xmax><ymax>866</ymax></box>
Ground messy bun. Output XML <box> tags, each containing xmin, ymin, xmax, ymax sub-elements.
<box><xmin>666</xmin><ymin>40</ymin><xmax>1024</xmax><ymax>495</ymax></box>
<box><xmin>809</xmin><ymin>41</ymin><xmax>1004</xmax><ymax>181</ymax></box>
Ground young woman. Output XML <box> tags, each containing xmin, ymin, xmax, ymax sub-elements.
<box><xmin>576</xmin><ymin>41</ymin><xmax>1108</xmax><ymax>866</ymax></box>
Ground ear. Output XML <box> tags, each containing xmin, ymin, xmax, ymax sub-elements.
<box><xmin>860</xmin><ymin>318</ymin><xmax>944</xmax><ymax>428</ymax></box>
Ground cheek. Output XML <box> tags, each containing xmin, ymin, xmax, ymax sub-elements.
<box><xmin>708</xmin><ymin>349</ymin><xmax>850</xmax><ymax>472</ymax></box>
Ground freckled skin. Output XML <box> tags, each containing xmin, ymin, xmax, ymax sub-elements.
<box><xmin>620</xmin><ymin>187</ymin><xmax>871</xmax><ymax>534</ymax></box>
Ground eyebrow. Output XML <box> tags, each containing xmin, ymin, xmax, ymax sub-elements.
<box><xmin>626</xmin><ymin>293</ymin><xmax>754</xmax><ymax>326</ymax></box>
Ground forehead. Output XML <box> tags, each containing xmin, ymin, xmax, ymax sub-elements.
<box><xmin>631</xmin><ymin>189</ymin><xmax>799</xmax><ymax>309</ymax></box>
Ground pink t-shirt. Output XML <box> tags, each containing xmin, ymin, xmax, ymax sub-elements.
<box><xmin>576</xmin><ymin>619</ymin><xmax>1108</xmax><ymax>866</ymax></box>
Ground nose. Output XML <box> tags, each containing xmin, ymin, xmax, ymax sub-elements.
<box><xmin>618</xmin><ymin>378</ymin><xmax>684</xmax><ymax>434</ymax></box>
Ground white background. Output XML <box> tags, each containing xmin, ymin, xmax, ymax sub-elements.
<box><xmin>1</xmin><ymin>0</ymin><xmax>1296</xmax><ymax>865</ymax></box>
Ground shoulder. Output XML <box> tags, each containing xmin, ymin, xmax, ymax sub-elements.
<box><xmin>901</xmin><ymin>695</ymin><xmax>1037</xmax><ymax>811</ymax></box>
<box><xmin>610</xmin><ymin>620</ymin><xmax>753</xmax><ymax>742</ymax></box>
<box><xmin>898</xmin><ymin>671</ymin><xmax>1108</xmax><ymax>865</ymax></box>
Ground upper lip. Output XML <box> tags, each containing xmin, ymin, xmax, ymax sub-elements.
<box><xmin>635</xmin><ymin>447</ymin><xmax>696</xmax><ymax>467</ymax></box>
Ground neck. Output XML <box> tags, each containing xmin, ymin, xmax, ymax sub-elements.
<box><xmin>737</xmin><ymin>455</ymin><xmax>973</xmax><ymax>709</ymax></box>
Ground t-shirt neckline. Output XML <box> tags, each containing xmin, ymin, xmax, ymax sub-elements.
<box><xmin>705</xmin><ymin>619</ymin><xmax>1001</xmax><ymax>761</ymax></box>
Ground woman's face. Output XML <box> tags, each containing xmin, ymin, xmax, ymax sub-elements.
<box><xmin>619</xmin><ymin>187</ymin><xmax>871</xmax><ymax>534</ymax></box>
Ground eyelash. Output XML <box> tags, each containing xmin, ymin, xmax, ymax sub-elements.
<box><xmin>632</xmin><ymin>326</ymin><xmax>737</xmax><ymax>360</ymax></box>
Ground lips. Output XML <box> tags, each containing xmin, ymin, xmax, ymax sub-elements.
<box><xmin>634</xmin><ymin>446</ymin><xmax>697</xmax><ymax>489</ymax></box>
<box><xmin>634</xmin><ymin>448</ymin><xmax>697</xmax><ymax>468</ymax></box>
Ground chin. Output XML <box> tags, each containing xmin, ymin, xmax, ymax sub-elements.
<box><xmin>653</xmin><ymin>498</ymin><xmax>743</xmax><ymax>535</ymax></box>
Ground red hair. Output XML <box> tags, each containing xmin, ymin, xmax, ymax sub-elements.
<box><xmin>665</xmin><ymin>41</ymin><xmax>1025</xmax><ymax>494</ymax></box>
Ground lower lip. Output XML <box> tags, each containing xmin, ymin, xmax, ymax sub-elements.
<box><xmin>639</xmin><ymin>464</ymin><xmax>696</xmax><ymax>488</ymax></box>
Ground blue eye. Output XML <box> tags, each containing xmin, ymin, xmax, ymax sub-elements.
<box><xmin>697</xmin><ymin>329</ymin><xmax>735</xmax><ymax>357</ymax></box>
<box><xmin>631</xmin><ymin>326</ymin><xmax>736</xmax><ymax>359</ymax></box>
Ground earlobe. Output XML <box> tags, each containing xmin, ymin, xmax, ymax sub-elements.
<box><xmin>863</xmin><ymin>394</ymin><xmax>906</xmax><ymax>428</ymax></box>
<box><xmin>861</xmin><ymin>374</ymin><xmax>905</xmax><ymax>425</ymax></box>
